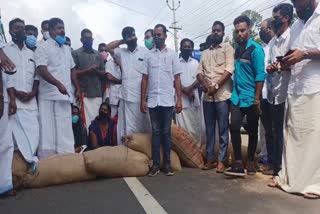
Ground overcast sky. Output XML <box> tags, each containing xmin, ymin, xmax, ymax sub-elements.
<box><xmin>0</xmin><ymin>0</ymin><xmax>301</xmax><ymax>50</ymax></box>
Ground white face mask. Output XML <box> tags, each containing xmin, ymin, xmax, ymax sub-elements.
<box><xmin>43</xmin><ymin>31</ymin><xmax>50</xmax><ymax>40</ymax></box>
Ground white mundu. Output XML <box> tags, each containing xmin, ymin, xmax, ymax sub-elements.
<box><xmin>0</xmin><ymin>71</ymin><xmax>14</xmax><ymax>194</ymax></box>
<box><xmin>4</xmin><ymin>42</ymin><xmax>39</xmax><ymax>169</ymax></box>
<box><xmin>35</xmin><ymin>38</ymin><xmax>75</xmax><ymax>159</ymax></box>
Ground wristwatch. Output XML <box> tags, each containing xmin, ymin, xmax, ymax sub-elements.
<box><xmin>214</xmin><ymin>83</ymin><xmax>219</xmax><ymax>90</ymax></box>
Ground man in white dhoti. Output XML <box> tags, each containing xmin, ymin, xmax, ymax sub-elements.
<box><xmin>105</xmin><ymin>56</ymin><xmax>122</xmax><ymax>118</ymax></box>
<box><xmin>0</xmin><ymin>29</ymin><xmax>16</xmax><ymax>197</ymax></box>
<box><xmin>106</xmin><ymin>26</ymin><xmax>151</xmax><ymax>145</ymax></box>
<box><xmin>35</xmin><ymin>18</ymin><xmax>79</xmax><ymax>159</ymax></box>
<box><xmin>4</xmin><ymin>18</ymin><xmax>40</xmax><ymax>171</ymax></box>
<box><xmin>176</xmin><ymin>38</ymin><xmax>201</xmax><ymax>144</ymax></box>
<box><xmin>272</xmin><ymin>0</ymin><xmax>320</xmax><ymax>199</ymax></box>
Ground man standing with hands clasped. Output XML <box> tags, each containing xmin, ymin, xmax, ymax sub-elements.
<box><xmin>141</xmin><ymin>24</ymin><xmax>182</xmax><ymax>177</ymax></box>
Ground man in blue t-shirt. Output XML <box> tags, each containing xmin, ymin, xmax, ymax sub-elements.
<box><xmin>224</xmin><ymin>15</ymin><xmax>266</xmax><ymax>177</ymax></box>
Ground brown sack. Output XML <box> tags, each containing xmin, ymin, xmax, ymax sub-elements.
<box><xmin>171</xmin><ymin>125</ymin><xmax>204</xmax><ymax>168</ymax></box>
<box><xmin>12</xmin><ymin>152</ymin><xmax>29</xmax><ymax>189</ymax></box>
<box><xmin>83</xmin><ymin>145</ymin><xmax>149</xmax><ymax>178</ymax></box>
<box><xmin>122</xmin><ymin>134</ymin><xmax>182</xmax><ymax>171</ymax></box>
<box><xmin>24</xmin><ymin>153</ymin><xmax>96</xmax><ymax>188</ymax></box>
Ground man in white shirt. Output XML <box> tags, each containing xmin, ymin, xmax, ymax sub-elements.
<box><xmin>35</xmin><ymin>18</ymin><xmax>79</xmax><ymax>159</ymax></box>
<box><xmin>176</xmin><ymin>38</ymin><xmax>201</xmax><ymax>144</ymax></box>
<box><xmin>105</xmin><ymin>56</ymin><xmax>122</xmax><ymax>118</ymax></box>
<box><xmin>272</xmin><ymin>0</ymin><xmax>320</xmax><ymax>199</ymax></box>
<box><xmin>262</xmin><ymin>4</ymin><xmax>293</xmax><ymax>176</ymax></box>
<box><xmin>0</xmin><ymin>30</ymin><xmax>16</xmax><ymax>197</ymax></box>
<box><xmin>4</xmin><ymin>18</ymin><xmax>40</xmax><ymax>171</ymax></box>
<box><xmin>37</xmin><ymin>20</ymin><xmax>50</xmax><ymax>48</ymax></box>
<box><xmin>141</xmin><ymin>24</ymin><xmax>182</xmax><ymax>177</ymax></box>
<box><xmin>106</xmin><ymin>26</ymin><xmax>151</xmax><ymax>145</ymax></box>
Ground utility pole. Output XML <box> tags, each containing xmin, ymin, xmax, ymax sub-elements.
<box><xmin>166</xmin><ymin>0</ymin><xmax>181</xmax><ymax>52</ymax></box>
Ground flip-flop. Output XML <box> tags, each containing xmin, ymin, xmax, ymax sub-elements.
<box><xmin>268</xmin><ymin>180</ymin><xmax>279</xmax><ymax>188</ymax></box>
<box><xmin>303</xmin><ymin>193</ymin><xmax>320</xmax><ymax>200</ymax></box>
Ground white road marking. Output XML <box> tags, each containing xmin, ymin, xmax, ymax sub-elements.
<box><xmin>123</xmin><ymin>177</ymin><xmax>167</xmax><ymax>214</ymax></box>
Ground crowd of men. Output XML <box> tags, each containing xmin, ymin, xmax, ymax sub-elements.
<box><xmin>0</xmin><ymin>0</ymin><xmax>319</xmax><ymax>200</ymax></box>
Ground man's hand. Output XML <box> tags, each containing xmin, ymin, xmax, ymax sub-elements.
<box><xmin>75</xmin><ymin>89</ymin><xmax>81</xmax><ymax>102</ymax></box>
<box><xmin>56</xmin><ymin>82</ymin><xmax>69</xmax><ymax>96</ymax></box>
<box><xmin>175</xmin><ymin>99</ymin><xmax>182</xmax><ymax>114</ymax></box>
<box><xmin>208</xmin><ymin>86</ymin><xmax>218</xmax><ymax>96</ymax></box>
<box><xmin>15</xmin><ymin>90</ymin><xmax>35</xmax><ymax>102</ymax></box>
<box><xmin>88</xmin><ymin>64</ymin><xmax>99</xmax><ymax>73</ymax></box>
<box><xmin>266</xmin><ymin>62</ymin><xmax>279</xmax><ymax>73</ymax></box>
<box><xmin>283</xmin><ymin>49</ymin><xmax>305</xmax><ymax>65</ymax></box>
<box><xmin>253</xmin><ymin>99</ymin><xmax>262</xmax><ymax>115</ymax></box>
<box><xmin>140</xmin><ymin>100</ymin><xmax>148</xmax><ymax>113</ymax></box>
<box><xmin>0</xmin><ymin>49</ymin><xmax>15</xmax><ymax>72</ymax></box>
<box><xmin>8</xmin><ymin>100</ymin><xmax>17</xmax><ymax>115</ymax></box>
<box><xmin>0</xmin><ymin>96</ymin><xmax>4</xmax><ymax>119</ymax></box>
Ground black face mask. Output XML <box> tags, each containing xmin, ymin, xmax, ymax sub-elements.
<box><xmin>11</xmin><ymin>30</ymin><xmax>26</xmax><ymax>43</ymax></box>
<box><xmin>207</xmin><ymin>34</ymin><xmax>223</xmax><ymax>47</ymax></box>
<box><xmin>181</xmin><ymin>49</ymin><xmax>192</xmax><ymax>58</ymax></box>
<box><xmin>154</xmin><ymin>37</ymin><xmax>165</xmax><ymax>49</ymax></box>
<box><xmin>297</xmin><ymin>1</ymin><xmax>315</xmax><ymax>21</ymax></box>
<box><xmin>272</xmin><ymin>18</ymin><xmax>284</xmax><ymax>33</ymax></box>
<box><xmin>259</xmin><ymin>30</ymin><xmax>271</xmax><ymax>44</ymax></box>
<box><xmin>126</xmin><ymin>38</ymin><xmax>137</xmax><ymax>48</ymax></box>
<box><xmin>99</xmin><ymin>111</ymin><xmax>110</xmax><ymax>122</ymax></box>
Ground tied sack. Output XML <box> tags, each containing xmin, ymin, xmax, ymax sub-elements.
<box><xmin>12</xmin><ymin>152</ymin><xmax>29</xmax><ymax>189</ymax></box>
<box><xmin>83</xmin><ymin>145</ymin><xmax>149</xmax><ymax>178</ymax></box>
<box><xmin>122</xmin><ymin>133</ymin><xmax>182</xmax><ymax>171</ymax></box>
<box><xmin>24</xmin><ymin>153</ymin><xmax>96</xmax><ymax>188</ymax></box>
<box><xmin>171</xmin><ymin>125</ymin><xmax>204</xmax><ymax>168</ymax></box>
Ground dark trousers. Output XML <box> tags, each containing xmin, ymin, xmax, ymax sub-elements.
<box><xmin>203</xmin><ymin>100</ymin><xmax>230</xmax><ymax>162</ymax></box>
<box><xmin>260</xmin><ymin>99</ymin><xmax>273</xmax><ymax>164</ymax></box>
<box><xmin>230</xmin><ymin>104</ymin><xmax>260</xmax><ymax>162</ymax></box>
<box><xmin>261</xmin><ymin>100</ymin><xmax>285</xmax><ymax>174</ymax></box>
<box><xmin>149</xmin><ymin>106</ymin><xmax>174</xmax><ymax>167</ymax></box>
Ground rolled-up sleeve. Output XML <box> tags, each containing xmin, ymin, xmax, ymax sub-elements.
<box><xmin>225</xmin><ymin>44</ymin><xmax>235</xmax><ymax>74</ymax></box>
<box><xmin>34</xmin><ymin>45</ymin><xmax>48</xmax><ymax>67</ymax></box>
<box><xmin>252</xmin><ymin>46</ymin><xmax>266</xmax><ymax>82</ymax></box>
<box><xmin>141</xmin><ymin>53</ymin><xmax>149</xmax><ymax>75</ymax></box>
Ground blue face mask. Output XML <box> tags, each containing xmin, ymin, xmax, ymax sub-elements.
<box><xmin>72</xmin><ymin>115</ymin><xmax>80</xmax><ymax>124</ymax></box>
<box><xmin>25</xmin><ymin>35</ymin><xmax>37</xmax><ymax>49</ymax></box>
<box><xmin>55</xmin><ymin>35</ymin><xmax>66</xmax><ymax>46</ymax></box>
<box><xmin>82</xmin><ymin>39</ymin><xmax>93</xmax><ymax>50</ymax></box>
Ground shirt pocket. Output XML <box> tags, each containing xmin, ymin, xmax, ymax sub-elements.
<box><xmin>135</xmin><ymin>57</ymin><xmax>145</xmax><ymax>73</ymax></box>
<box><xmin>215</xmin><ymin>50</ymin><xmax>226</xmax><ymax>66</ymax></box>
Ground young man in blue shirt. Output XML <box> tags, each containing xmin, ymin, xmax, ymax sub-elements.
<box><xmin>224</xmin><ymin>15</ymin><xmax>266</xmax><ymax>177</ymax></box>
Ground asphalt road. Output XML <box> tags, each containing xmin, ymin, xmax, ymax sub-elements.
<box><xmin>1</xmin><ymin>168</ymin><xmax>319</xmax><ymax>214</ymax></box>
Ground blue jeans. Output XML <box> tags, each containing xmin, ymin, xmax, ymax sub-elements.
<box><xmin>203</xmin><ymin>100</ymin><xmax>230</xmax><ymax>162</ymax></box>
<box><xmin>149</xmin><ymin>106</ymin><xmax>174</xmax><ymax>167</ymax></box>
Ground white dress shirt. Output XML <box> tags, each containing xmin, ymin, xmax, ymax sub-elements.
<box><xmin>267</xmin><ymin>28</ymin><xmax>291</xmax><ymax>105</ymax></box>
<box><xmin>4</xmin><ymin>42</ymin><xmax>38</xmax><ymax>110</ymax></box>
<box><xmin>142</xmin><ymin>47</ymin><xmax>182</xmax><ymax>108</ymax></box>
<box><xmin>35</xmin><ymin>38</ymin><xmax>75</xmax><ymax>102</ymax></box>
<box><xmin>105</xmin><ymin>59</ymin><xmax>122</xmax><ymax>105</ymax></box>
<box><xmin>262</xmin><ymin>44</ymin><xmax>269</xmax><ymax>100</ymax></box>
<box><xmin>179</xmin><ymin>57</ymin><xmax>200</xmax><ymax>108</ymax></box>
<box><xmin>288</xmin><ymin>4</ymin><xmax>320</xmax><ymax>95</ymax></box>
<box><xmin>114</xmin><ymin>46</ymin><xmax>147</xmax><ymax>103</ymax></box>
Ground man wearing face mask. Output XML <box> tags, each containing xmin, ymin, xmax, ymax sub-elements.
<box><xmin>34</xmin><ymin>18</ymin><xmax>80</xmax><ymax>159</ymax></box>
<box><xmin>197</xmin><ymin>21</ymin><xmax>235</xmax><ymax>173</ymax></box>
<box><xmin>98</xmin><ymin>43</ymin><xmax>109</xmax><ymax>64</ymax></box>
<box><xmin>176</xmin><ymin>38</ymin><xmax>201</xmax><ymax>145</ymax></box>
<box><xmin>144</xmin><ymin>29</ymin><xmax>154</xmax><ymax>50</ymax></box>
<box><xmin>257</xmin><ymin>18</ymin><xmax>275</xmax><ymax>171</ymax></box>
<box><xmin>37</xmin><ymin>20</ymin><xmax>49</xmax><ymax>48</ymax></box>
<box><xmin>271</xmin><ymin>0</ymin><xmax>320</xmax><ymax>199</ymax></box>
<box><xmin>260</xmin><ymin>4</ymin><xmax>293</xmax><ymax>177</ymax></box>
<box><xmin>72</xmin><ymin>29</ymin><xmax>105</xmax><ymax>129</ymax></box>
<box><xmin>3</xmin><ymin>18</ymin><xmax>40</xmax><ymax>172</ymax></box>
<box><xmin>106</xmin><ymin>26</ymin><xmax>151</xmax><ymax>145</ymax></box>
<box><xmin>25</xmin><ymin>25</ymin><xmax>38</xmax><ymax>51</ymax></box>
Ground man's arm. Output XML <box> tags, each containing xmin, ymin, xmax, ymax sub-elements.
<box><xmin>106</xmin><ymin>73</ymin><xmax>121</xmax><ymax>84</ymax></box>
<box><xmin>37</xmin><ymin>65</ymin><xmax>69</xmax><ymax>96</ymax></box>
<box><xmin>284</xmin><ymin>48</ymin><xmax>320</xmax><ymax>65</ymax></box>
<box><xmin>7</xmin><ymin>87</ymin><xmax>16</xmax><ymax>115</ymax></box>
<box><xmin>71</xmin><ymin>68</ymin><xmax>81</xmax><ymax>101</ymax></box>
<box><xmin>175</xmin><ymin>74</ymin><xmax>183</xmax><ymax>113</ymax></box>
<box><xmin>0</xmin><ymin>71</ymin><xmax>4</xmax><ymax>119</ymax></box>
<box><xmin>106</xmin><ymin>40</ymin><xmax>125</xmax><ymax>56</ymax></box>
<box><xmin>140</xmin><ymin>74</ymin><xmax>148</xmax><ymax>113</ymax></box>
<box><xmin>0</xmin><ymin>49</ymin><xmax>15</xmax><ymax>71</ymax></box>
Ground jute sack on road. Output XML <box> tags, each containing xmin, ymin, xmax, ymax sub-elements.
<box><xmin>23</xmin><ymin>153</ymin><xmax>96</xmax><ymax>188</ymax></box>
<box><xmin>12</xmin><ymin>152</ymin><xmax>29</xmax><ymax>189</ymax></box>
<box><xmin>171</xmin><ymin>125</ymin><xmax>204</xmax><ymax>169</ymax></box>
<box><xmin>83</xmin><ymin>145</ymin><xmax>149</xmax><ymax>178</ymax></box>
<box><xmin>122</xmin><ymin>133</ymin><xmax>182</xmax><ymax>171</ymax></box>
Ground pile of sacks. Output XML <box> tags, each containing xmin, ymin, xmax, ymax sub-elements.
<box><xmin>12</xmin><ymin>125</ymin><xmax>205</xmax><ymax>189</ymax></box>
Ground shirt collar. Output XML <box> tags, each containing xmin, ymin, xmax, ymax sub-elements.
<box><xmin>80</xmin><ymin>47</ymin><xmax>94</xmax><ymax>53</ymax></box>
<box><xmin>179</xmin><ymin>56</ymin><xmax>193</xmax><ymax>63</ymax></box>
<box><xmin>153</xmin><ymin>46</ymin><xmax>168</xmax><ymax>53</ymax></box>
<box><xmin>245</xmin><ymin>38</ymin><xmax>254</xmax><ymax>49</ymax></box>
<box><xmin>278</xmin><ymin>27</ymin><xmax>291</xmax><ymax>41</ymax></box>
<box><xmin>209</xmin><ymin>43</ymin><xmax>222</xmax><ymax>50</ymax></box>
<box><xmin>8</xmin><ymin>41</ymin><xmax>27</xmax><ymax>50</ymax></box>
<box><xmin>126</xmin><ymin>46</ymin><xmax>140</xmax><ymax>53</ymax></box>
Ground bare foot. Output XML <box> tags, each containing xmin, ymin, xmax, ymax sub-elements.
<box><xmin>303</xmin><ymin>193</ymin><xmax>320</xmax><ymax>199</ymax></box>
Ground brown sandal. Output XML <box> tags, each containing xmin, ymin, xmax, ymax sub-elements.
<box><xmin>303</xmin><ymin>193</ymin><xmax>320</xmax><ymax>200</ymax></box>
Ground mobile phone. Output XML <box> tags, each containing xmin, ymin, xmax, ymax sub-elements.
<box><xmin>276</xmin><ymin>56</ymin><xmax>284</xmax><ymax>62</ymax></box>
<box><xmin>285</xmin><ymin>49</ymin><xmax>294</xmax><ymax>56</ymax></box>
